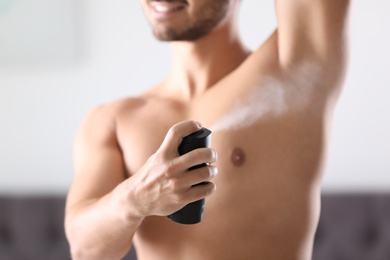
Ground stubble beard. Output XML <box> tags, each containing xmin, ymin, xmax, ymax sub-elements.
<box><xmin>151</xmin><ymin>0</ymin><xmax>230</xmax><ymax>41</ymax></box>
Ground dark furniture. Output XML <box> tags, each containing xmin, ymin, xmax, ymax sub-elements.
<box><xmin>1</xmin><ymin>193</ymin><xmax>389</xmax><ymax>260</ymax></box>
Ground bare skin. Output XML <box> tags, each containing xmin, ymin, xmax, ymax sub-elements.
<box><xmin>65</xmin><ymin>0</ymin><xmax>350</xmax><ymax>259</ymax></box>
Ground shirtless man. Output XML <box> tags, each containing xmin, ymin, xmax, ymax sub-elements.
<box><xmin>65</xmin><ymin>0</ymin><xmax>350</xmax><ymax>259</ymax></box>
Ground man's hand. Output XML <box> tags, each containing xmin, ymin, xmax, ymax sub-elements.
<box><xmin>119</xmin><ymin>120</ymin><xmax>218</xmax><ymax>219</ymax></box>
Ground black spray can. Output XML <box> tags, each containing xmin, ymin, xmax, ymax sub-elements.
<box><xmin>167</xmin><ymin>127</ymin><xmax>212</xmax><ymax>224</ymax></box>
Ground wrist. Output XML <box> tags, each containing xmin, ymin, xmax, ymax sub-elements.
<box><xmin>114</xmin><ymin>179</ymin><xmax>146</xmax><ymax>224</ymax></box>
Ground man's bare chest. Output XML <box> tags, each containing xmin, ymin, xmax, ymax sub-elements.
<box><xmin>115</xmin><ymin>89</ymin><xmax>256</xmax><ymax>176</ymax></box>
<box><xmin>116</xmin><ymin>76</ymin><xmax>325</xmax><ymax>177</ymax></box>
<box><xmin>116</xmin><ymin>93</ymin><xmax>316</xmax><ymax>189</ymax></box>
<box><xmin>116</xmin><ymin>89</ymin><xmax>324</xmax><ymax>259</ymax></box>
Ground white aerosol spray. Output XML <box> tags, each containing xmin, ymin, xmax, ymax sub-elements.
<box><xmin>209</xmin><ymin>62</ymin><xmax>322</xmax><ymax>132</ymax></box>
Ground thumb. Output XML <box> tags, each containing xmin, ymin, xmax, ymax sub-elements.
<box><xmin>160</xmin><ymin>120</ymin><xmax>203</xmax><ymax>156</ymax></box>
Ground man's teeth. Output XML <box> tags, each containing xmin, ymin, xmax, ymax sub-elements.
<box><xmin>152</xmin><ymin>2</ymin><xmax>185</xmax><ymax>13</ymax></box>
<box><xmin>155</xmin><ymin>5</ymin><xmax>170</xmax><ymax>12</ymax></box>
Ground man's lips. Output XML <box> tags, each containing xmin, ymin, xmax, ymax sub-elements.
<box><xmin>150</xmin><ymin>1</ymin><xmax>188</xmax><ymax>15</ymax></box>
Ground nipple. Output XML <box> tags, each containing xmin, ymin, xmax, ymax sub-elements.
<box><xmin>231</xmin><ymin>147</ymin><xmax>246</xmax><ymax>167</ymax></box>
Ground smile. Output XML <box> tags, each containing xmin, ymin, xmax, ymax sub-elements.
<box><xmin>150</xmin><ymin>1</ymin><xmax>187</xmax><ymax>16</ymax></box>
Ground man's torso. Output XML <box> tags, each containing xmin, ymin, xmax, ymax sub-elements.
<box><xmin>112</xmin><ymin>35</ymin><xmax>334</xmax><ymax>260</ymax></box>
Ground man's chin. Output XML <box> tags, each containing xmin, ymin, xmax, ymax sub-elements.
<box><xmin>152</xmin><ymin>28</ymin><xmax>210</xmax><ymax>42</ymax></box>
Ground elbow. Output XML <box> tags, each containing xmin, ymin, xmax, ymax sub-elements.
<box><xmin>69</xmin><ymin>245</ymin><xmax>90</xmax><ymax>260</ymax></box>
<box><xmin>66</xmin><ymin>235</ymin><xmax>89</xmax><ymax>260</ymax></box>
<box><xmin>65</xmin><ymin>219</ymin><xmax>98</xmax><ymax>260</ymax></box>
<box><xmin>65</xmin><ymin>230</ymin><xmax>102</xmax><ymax>260</ymax></box>
<box><xmin>67</xmin><ymin>239</ymin><xmax>115</xmax><ymax>260</ymax></box>
<box><xmin>69</xmin><ymin>244</ymin><xmax>130</xmax><ymax>260</ymax></box>
<box><xmin>66</xmin><ymin>225</ymin><xmax>129</xmax><ymax>260</ymax></box>
<box><xmin>65</xmin><ymin>225</ymin><xmax>88</xmax><ymax>260</ymax></box>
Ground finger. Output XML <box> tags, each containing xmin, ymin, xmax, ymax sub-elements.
<box><xmin>184</xmin><ymin>182</ymin><xmax>216</xmax><ymax>203</ymax></box>
<box><xmin>179</xmin><ymin>166</ymin><xmax>218</xmax><ymax>188</ymax></box>
<box><xmin>174</xmin><ymin>148</ymin><xmax>217</xmax><ymax>172</ymax></box>
<box><xmin>160</xmin><ymin>120</ymin><xmax>202</xmax><ymax>156</ymax></box>
<box><xmin>165</xmin><ymin>148</ymin><xmax>217</xmax><ymax>176</ymax></box>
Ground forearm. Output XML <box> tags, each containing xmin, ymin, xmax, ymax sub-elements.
<box><xmin>65</xmin><ymin>185</ymin><xmax>143</xmax><ymax>260</ymax></box>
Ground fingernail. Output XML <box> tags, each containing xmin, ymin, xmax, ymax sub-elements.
<box><xmin>211</xmin><ymin>166</ymin><xmax>218</xmax><ymax>177</ymax></box>
<box><xmin>212</xmin><ymin>150</ymin><xmax>218</xmax><ymax>162</ymax></box>
<box><xmin>196</xmin><ymin>121</ymin><xmax>202</xmax><ymax>128</ymax></box>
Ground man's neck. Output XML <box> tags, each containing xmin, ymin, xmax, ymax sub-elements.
<box><xmin>163</xmin><ymin>22</ymin><xmax>250</xmax><ymax>101</ymax></box>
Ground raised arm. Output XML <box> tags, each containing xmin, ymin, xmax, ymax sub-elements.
<box><xmin>275</xmin><ymin>0</ymin><xmax>351</xmax><ymax>66</ymax></box>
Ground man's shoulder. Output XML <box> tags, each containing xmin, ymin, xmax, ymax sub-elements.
<box><xmin>91</xmin><ymin>96</ymin><xmax>149</xmax><ymax>119</ymax></box>
<box><xmin>78</xmin><ymin>96</ymin><xmax>150</xmax><ymax>136</ymax></box>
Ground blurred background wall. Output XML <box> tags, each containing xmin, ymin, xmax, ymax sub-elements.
<box><xmin>0</xmin><ymin>0</ymin><xmax>389</xmax><ymax>195</ymax></box>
